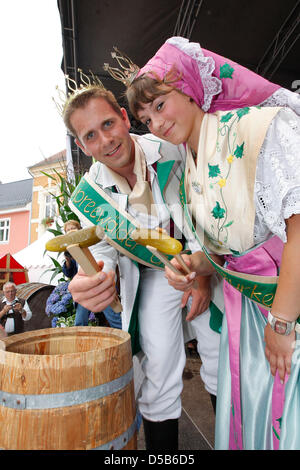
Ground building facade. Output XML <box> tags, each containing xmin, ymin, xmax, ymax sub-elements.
<box><xmin>0</xmin><ymin>178</ymin><xmax>33</xmax><ymax>258</ymax></box>
<box><xmin>28</xmin><ymin>150</ymin><xmax>67</xmax><ymax>243</ymax></box>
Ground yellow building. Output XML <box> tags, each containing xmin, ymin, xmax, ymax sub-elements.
<box><xmin>28</xmin><ymin>150</ymin><xmax>66</xmax><ymax>243</ymax></box>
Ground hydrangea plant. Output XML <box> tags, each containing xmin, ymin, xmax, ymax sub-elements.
<box><xmin>45</xmin><ymin>281</ymin><xmax>76</xmax><ymax>327</ymax></box>
<box><xmin>46</xmin><ymin>282</ymin><xmax>97</xmax><ymax>328</ymax></box>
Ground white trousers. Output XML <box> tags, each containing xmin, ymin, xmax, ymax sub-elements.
<box><xmin>137</xmin><ymin>267</ymin><xmax>185</xmax><ymax>421</ymax></box>
<box><xmin>187</xmin><ymin>274</ymin><xmax>223</xmax><ymax>396</ymax></box>
<box><xmin>190</xmin><ymin>310</ymin><xmax>220</xmax><ymax>395</ymax></box>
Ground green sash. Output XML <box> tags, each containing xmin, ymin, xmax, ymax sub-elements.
<box><xmin>69</xmin><ymin>172</ymin><xmax>175</xmax><ymax>355</ymax></box>
<box><xmin>69</xmin><ymin>173</ymin><xmax>170</xmax><ymax>270</ymax></box>
<box><xmin>70</xmin><ymin>173</ymin><xmax>163</xmax><ymax>355</ymax></box>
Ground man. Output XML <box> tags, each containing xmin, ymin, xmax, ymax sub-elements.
<box><xmin>0</xmin><ymin>282</ymin><xmax>32</xmax><ymax>335</ymax></box>
<box><xmin>62</xmin><ymin>81</ymin><xmax>222</xmax><ymax>449</ymax></box>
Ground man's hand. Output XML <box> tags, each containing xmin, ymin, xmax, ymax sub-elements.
<box><xmin>13</xmin><ymin>302</ymin><xmax>23</xmax><ymax>312</ymax></box>
<box><xmin>68</xmin><ymin>260</ymin><xmax>117</xmax><ymax>313</ymax></box>
<box><xmin>0</xmin><ymin>304</ymin><xmax>11</xmax><ymax>318</ymax></box>
<box><xmin>264</xmin><ymin>323</ymin><xmax>295</xmax><ymax>383</ymax></box>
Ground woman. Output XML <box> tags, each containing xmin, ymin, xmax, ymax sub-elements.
<box><xmin>123</xmin><ymin>37</ymin><xmax>300</xmax><ymax>449</ymax></box>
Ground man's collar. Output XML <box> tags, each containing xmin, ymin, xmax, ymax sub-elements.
<box><xmin>134</xmin><ymin>133</ymin><xmax>162</xmax><ymax>166</ymax></box>
<box><xmin>100</xmin><ymin>165</ymin><xmax>121</xmax><ymax>189</ymax></box>
<box><xmin>3</xmin><ymin>296</ymin><xmax>18</xmax><ymax>304</ymax></box>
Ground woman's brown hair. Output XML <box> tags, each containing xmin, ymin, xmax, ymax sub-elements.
<box><xmin>126</xmin><ymin>66</ymin><xmax>183</xmax><ymax>120</ymax></box>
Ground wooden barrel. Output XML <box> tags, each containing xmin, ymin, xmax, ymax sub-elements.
<box><xmin>0</xmin><ymin>327</ymin><xmax>137</xmax><ymax>450</ymax></box>
<box><xmin>16</xmin><ymin>282</ymin><xmax>55</xmax><ymax>331</ymax></box>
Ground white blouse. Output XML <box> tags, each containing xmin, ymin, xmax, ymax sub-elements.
<box><xmin>254</xmin><ymin>89</ymin><xmax>300</xmax><ymax>244</ymax></box>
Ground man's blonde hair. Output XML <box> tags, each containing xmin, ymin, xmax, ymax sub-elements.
<box><xmin>63</xmin><ymin>86</ymin><xmax>124</xmax><ymax>137</ymax></box>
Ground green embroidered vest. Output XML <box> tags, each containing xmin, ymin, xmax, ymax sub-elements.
<box><xmin>185</xmin><ymin>106</ymin><xmax>281</xmax><ymax>255</ymax></box>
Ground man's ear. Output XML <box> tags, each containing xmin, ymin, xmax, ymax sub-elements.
<box><xmin>75</xmin><ymin>138</ymin><xmax>92</xmax><ymax>156</ymax></box>
<box><xmin>120</xmin><ymin>107</ymin><xmax>131</xmax><ymax>130</ymax></box>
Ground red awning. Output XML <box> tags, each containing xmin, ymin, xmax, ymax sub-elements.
<box><xmin>0</xmin><ymin>253</ymin><xmax>29</xmax><ymax>288</ymax></box>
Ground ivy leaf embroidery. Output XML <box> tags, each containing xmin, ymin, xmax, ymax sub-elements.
<box><xmin>212</xmin><ymin>201</ymin><xmax>225</xmax><ymax>219</ymax></box>
<box><xmin>220</xmin><ymin>63</ymin><xmax>234</xmax><ymax>79</ymax></box>
<box><xmin>208</xmin><ymin>163</ymin><xmax>221</xmax><ymax>178</ymax></box>
<box><xmin>220</xmin><ymin>112</ymin><xmax>234</xmax><ymax>123</ymax></box>
<box><xmin>223</xmin><ymin>220</ymin><xmax>233</xmax><ymax>228</ymax></box>
<box><xmin>236</xmin><ymin>107</ymin><xmax>250</xmax><ymax>121</ymax></box>
<box><xmin>234</xmin><ymin>143</ymin><xmax>245</xmax><ymax>158</ymax></box>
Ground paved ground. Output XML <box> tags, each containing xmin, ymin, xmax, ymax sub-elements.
<box><xmin>137</xmin><ymin>352</ymin><xmax>216</xmax><ymax>450</ymax></box>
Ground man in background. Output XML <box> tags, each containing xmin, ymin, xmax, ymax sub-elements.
<box><xmin>0</xmin><ymin>282</ymin><xmax>32</xmax><ymax>335</ymax></box>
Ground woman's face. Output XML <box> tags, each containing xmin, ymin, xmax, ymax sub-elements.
<box><xmin>137</xmin><ymin>89</ymin><xmax>200</xmax><ymax>146</ymax></box>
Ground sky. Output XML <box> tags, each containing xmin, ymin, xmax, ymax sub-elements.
<box><xmin>0</xmin><ymin>1</ymin><xmax>67</xmax><ymax>183</ymax></box>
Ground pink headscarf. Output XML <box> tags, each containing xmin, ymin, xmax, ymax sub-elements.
<box><xmin>138</xmin><ymin>37</ymin><xmax>281</xmax><ymax>112</ymax></box>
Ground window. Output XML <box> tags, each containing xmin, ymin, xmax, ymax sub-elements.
<box><xmin>44</xmin><ymin>195</ymin><xmax>56</xmax><ymax>218</ymax></box>
<box><xmin>0</xmin><ymin>218</ymin><xmax>10</xmax><ymax>242</ymax></box>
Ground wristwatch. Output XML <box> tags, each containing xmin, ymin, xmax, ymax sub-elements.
<box><xmin>267</xmin><ymin>311</ymin><xmax>297</xmax><ymax>336</ymax></box>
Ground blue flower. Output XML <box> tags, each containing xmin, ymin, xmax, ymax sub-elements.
<box><xmin>45</xmin><ymin>281</ymin><xmax>75</xmax><ymax>325</ymax></box>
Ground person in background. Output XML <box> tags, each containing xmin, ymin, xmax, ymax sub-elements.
<box><xmin>62</xmin><ymin>220</ymin><xmax>92</xmax><ymax>326</ymax></box>
<box><xmin>0</xmin><ymin>282</ymin><xmax>32</xmax><ymax>335</ymax></box>
<box><xmin>62</xmin><ymin>220</ymin><xmax>122</xmax><ymax>330</ymax></box>
<box><xmin>62</xmin><ymin>220</ymin><xmax>81</xmax><ymax>279</ymax></box>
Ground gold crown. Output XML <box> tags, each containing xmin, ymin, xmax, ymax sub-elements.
<box><xmin>53</xmin><ymin>68</ymin><xmax>106</xmax><ymax>115</ymax></box>
<box><xmin>103</xmin><ymin>47</ymin><xmax>140</xmax><ymax>87</ymax></box>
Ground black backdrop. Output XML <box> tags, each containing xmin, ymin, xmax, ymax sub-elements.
<box><xmin>57</xmin><ymin>0</ymin><xmax>300</xmax><ymax>169</ymax></box>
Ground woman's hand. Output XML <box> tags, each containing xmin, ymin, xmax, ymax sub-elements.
<box><xmin>164</xmin><ymin>251</ymin><xmax>222</xmax><ymax>292</ymax></box>
<box><xmin>181</xmin><ymin>275</ymin><xmax>212</xmax><ymax>321</ymax></box>
<box><xmin>164</xmin><ymin>254</ymin><xmax>197</xmax><ymax>292</ymax></box>
<box><xmin>264</xmin><ymin>324</ymin><xmax>295</xmax><ymax>383</ymax></box>
<box><xmin>263</xmin><ymin>215</ymin><xmax>300</xmax><ymax>381</ymax></box>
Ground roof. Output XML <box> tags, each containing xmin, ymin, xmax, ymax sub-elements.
<box><xmin>28</xmin><ymin>149</ymin><xmax>66</xmax><ymax>170</ymax></box>
<box><xmin>0</xmin><ymin>178</ymin><xmax>33</xmax><ymax>211</ymax></box>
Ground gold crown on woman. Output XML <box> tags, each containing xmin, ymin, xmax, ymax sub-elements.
<box><xmin>53</xmin><ymin>68</ymin><xmax>106</xmax><ymax>115</ymax></box>
<box><xmin>103</xmin><ymin>47</ymin><xmax>140</xmax><ymax>87</ymax></box>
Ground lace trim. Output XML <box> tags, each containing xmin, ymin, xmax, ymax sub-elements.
<box><xmin>260</xmin><ymin>88</ymin><xmax>300</xmax><ymax>115</ymax></box>
<box><xmin>167</xmin><ymin>37</ymin><xmax>222</xmax><ymax>111</ymax></box>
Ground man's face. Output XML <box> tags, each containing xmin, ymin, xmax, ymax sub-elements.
<box><xmin>70</xmin><ymin>97</ymin><xmax>135</xmax><ymax>172</ymax></box>
<box><xmin>3</xmin><ymin>286</ymin><xmax>16</xmax><ymax>302</ymax></box>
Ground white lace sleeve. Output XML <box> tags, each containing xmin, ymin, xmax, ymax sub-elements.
<box><xmin>260</xmin><ymin>88</ymin><xmax>300</xmax><ymax>116</ymax></box>
<box><xmin>254</xmin><ymin>108</ymin><xmax>300</xmax><ymax>243</ymax></box>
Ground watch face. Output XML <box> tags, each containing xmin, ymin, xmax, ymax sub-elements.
<box><xmin>274</xmin><ymin>320</ymin><xmax>287</xmax><ymax>335</ymax></box>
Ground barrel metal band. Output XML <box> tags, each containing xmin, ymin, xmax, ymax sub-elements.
<box><xmin>0</xmin><ymin>367</ymin><xmax>133</xmax><ymax>410</ymax></box>
<box><xmin>93</xmin><ymin>414</ymin><xmax>138</xmax><ymax>450</ymax></box>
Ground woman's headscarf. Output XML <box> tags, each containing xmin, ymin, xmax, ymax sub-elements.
<box><xmin>137</xmin><ymin>37</ymin><xmax>281</xmax><ymax>112</ymax></box>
